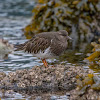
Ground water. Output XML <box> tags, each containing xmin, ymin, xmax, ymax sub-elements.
<box><xmin>0</xmin><ymin>16</ymin><xmax>44</xmax><ymax>73</ymax></box>
<box><xmin>0</xmin><ymin>0</ymin><xmax>34</xmax><ymax>17</ymax></box>
<box><xmin>0</xmin><ymin>92</ymin><xmax>70</xmax><ymax>100</ymax></box>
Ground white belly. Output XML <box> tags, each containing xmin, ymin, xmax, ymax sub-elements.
<box><xmin>32</xmin><ymin>47</ymin><xmax>53</xmax><ymax>59</ymax></box>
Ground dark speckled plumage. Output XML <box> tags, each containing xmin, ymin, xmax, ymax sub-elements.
<box><xmin>15</xmin><ymin>30</ymin><xmax>71</xmax><ymax>59</ymax></box>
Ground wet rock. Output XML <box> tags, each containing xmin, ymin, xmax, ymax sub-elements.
<box><xmin>69</xmin><ymin>72</ymin><xmax>100</xmax><ymax>100</ymax></box>
<box><xmin>0</xmin><ymin>64</ymin><xmax>100</xmax><ymax>99</ymax></box>
<box><xmin>0</xmin><ymin>72</ymin><xmax>6</xmax><ymax>81</ymax></box>
<box><xmin>84</xmin><ymin>39</ymin><xmax>100</xmax><ymax>73</ymax></box>
<box><xmin>70</xmin><ymin>88</ymin><xmax>100</xmax><ymax>100</ymax></box>
<box><xmin>0</xmin><ymin>65</ymin><xmax>84</xmax><ymax>93</ymax></box>
<box><xmin>0</xmin><ymin>39</ymin><xmax>14</xmax><ymax>59</ymax></box>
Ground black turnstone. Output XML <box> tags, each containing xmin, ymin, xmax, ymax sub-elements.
<box><xmin>15</xmin><ymin>30</ymin><xmax>72</xmax><ymax>67</ymax></box>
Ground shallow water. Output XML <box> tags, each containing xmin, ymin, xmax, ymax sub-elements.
<box><xmin>0</xmin><ymin>17</ymin><xmax>44</xmax><ymax>73</ymax></box>
<box><xmin>0</xmin><ymin>91</ymin><xmax>70</xmax><ymax>100</ymax></box>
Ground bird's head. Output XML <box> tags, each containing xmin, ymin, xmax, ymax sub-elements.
<box><xmin>57</xmin><ymin>30</ymin><xmax>72</xmax><ymax>41</ymax></box>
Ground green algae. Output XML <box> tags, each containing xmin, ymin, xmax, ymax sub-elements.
<box><xmin>76</xmin><ymin>74</ymin><xmax>100</xmax><ymax>95</ymax></box>
<box><xmin>85</xmin><ymin>39</ymin><xmax>100</xmax><ymax>73</ymax></box>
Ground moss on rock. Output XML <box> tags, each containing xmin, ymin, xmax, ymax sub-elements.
<box><xmin>24</xmin><ymin>0</ymin><xmax>100</xmax><ymax>49</ymax></box>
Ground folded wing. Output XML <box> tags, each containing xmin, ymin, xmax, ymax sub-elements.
<box><xmin>15</xmin><ymin>36</ymin><xmax>51</xmax><ymax>54</ymax></box>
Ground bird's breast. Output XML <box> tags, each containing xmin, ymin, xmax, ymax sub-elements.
<box><xmin>32</xmin><ymin>47</ymin><xmax>54</xmax><ymax>59</ymax></box>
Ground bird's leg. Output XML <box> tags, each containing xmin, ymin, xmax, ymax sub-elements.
<box><xmin>42</xmin><ymin>59</ymin><xmax>48</xmax><ymax>67</ymax></box>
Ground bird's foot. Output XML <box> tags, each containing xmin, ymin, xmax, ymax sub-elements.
<box><xmin>42</xmin><ymin>59</ymin><xmax>48</xmax><ymax>67</ymax></box>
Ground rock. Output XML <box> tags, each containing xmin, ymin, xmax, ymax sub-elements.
<box><xmin>0</xmin><ymin>39</ymin><xmax>14</xmax><ymax>59</ymax></box>
<box><xmin>0</xmin><ymin>65</ymin><xmax>83</xmax><ymax>93</ymax></box>
<box><xmin>0</xmin><ymin>64</ymin><xmax>100</xmax><ymax>99</ymax></box>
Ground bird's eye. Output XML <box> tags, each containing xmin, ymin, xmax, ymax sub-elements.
<box><xmin>61</xmin><ymin>34</ymin><xmax>66</xmax><ymax>36</ymax></box>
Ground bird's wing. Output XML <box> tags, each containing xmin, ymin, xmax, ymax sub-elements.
<box><xmin>15</xmin><ymin>36</ymin><xmax>51</xmax><ymax>54</ymax></box>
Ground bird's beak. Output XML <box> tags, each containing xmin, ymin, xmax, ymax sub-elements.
<box><xmin>67</xmin><ymin>36</ymin><xmax>72</xmax><ymax>40</ymax></box>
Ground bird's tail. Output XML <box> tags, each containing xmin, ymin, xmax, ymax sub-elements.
<box><xmin>14</xmin><ymin>43</ymin><xmax>25</xmax><ymax>51</ymax></box>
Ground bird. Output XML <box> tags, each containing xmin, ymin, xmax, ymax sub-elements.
<box><xmin>15</xmin><ymin>30</ymin><xmax>72</xmax><ymax>67</ymax></box>
<box><xmin>0</xmin><ymin>39</ymin><xmax>14</xmax><ymax>59</ymax></box>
